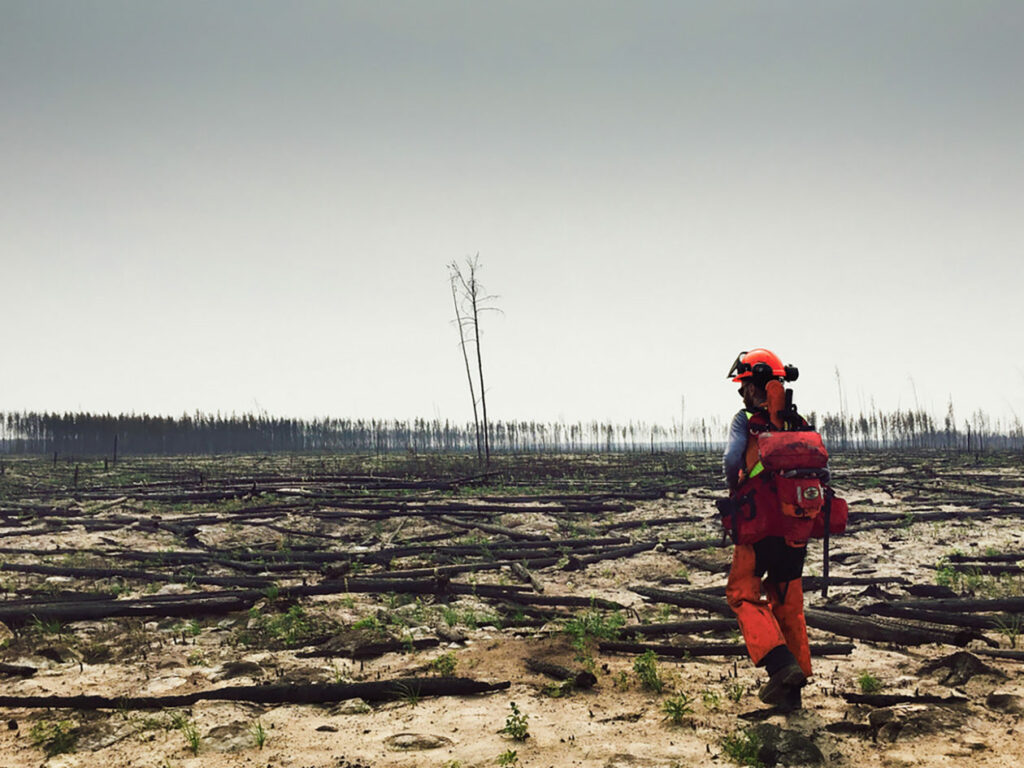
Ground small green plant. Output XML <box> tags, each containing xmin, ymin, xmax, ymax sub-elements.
<box><xmin>541</xmin><ymin>681</ymin><xmax>573</xmax><ymax>698</ymax></box>
<box><xmin>174</xmin><ymin>714</ymin><xmax>200</xmax><ymax>755</ymax></box>
<box><xmin>396</xmin><ymin>682</ymin><xmax>422</xmax><ymax>707</ymax></box>
<box><xmin>430</xmin><ymin>651</ymin><xmax>457</xmax><ymax>677</ymax></box>
<box><xmin>109</xmin><ymin>581</ymin><xmax>131</xmax><ymax>597</ymax></box>
<box><xmin>721</xmin><ymin>728</ymin><xmax>763</xmax><ymax>767</ymax></box>
<box><xmin>442</xmin><ymin>761</ymin><xmax>463</xmax><ymax>768</ymax></box>
<box><xmin>564</xmin><ymin>609</ymin><xmax>626</xmax><ymax>642</ymax></box>
<box><xmin>330</xmin><ymin>660</ymin><xmax>349</xmax><ymax>683</ymax></box>
<box><xmin>564</xmin><ymin>609</ymin><xmax>625</xmax><ymax>669</ymax></box>
<box><xmin>272</xmin><ymin>604</ymin><xmax>312</xmax><ymax>644</ymax></box>
<box><xmin>501</xmin><ymin>701</ymin><xmax>529</xmax><ymax>741</ymax></box>
<box><xmin>186</xmin><ymin>650</ymin><xmax>206</xmax><ymax>666</ymax></box>
<box><xmin>240</xmin><ymin>603</ymin><xmax>333</xmax><ymax>648</ymax></box>
<box><xmin>995</xmin><ymin>614</ymin><xmax>1023</xmax><ymax>648</ymax></box>
<box><xmin>458</xmin><ymin>609</ymin><xmax>502</xmax><ymax>630</ymax></box>
<box><xmin>251</xmin><ymin>719</ymin><xmax>267</xmax><ymax>749</ymax></box>
<box><xmin>857</xmin><ymin>671</ymin><xmax>882</xmax><ymax>693</ymax></box>
<box><xmin>662</xmin><ymin>693</ymin><xmax>694</xmax><ymax>724</ymax></box>
<box><xmin>961</xmin><ymin>566</ymin><xmax>985</xmax><ymax>593</ymax></box>
<box><xmin>497</xmin><ymin>748</ymin><xmax>519</xmax><ymax>767</ymax></box>
<box><xmin>702</xmin><ymin>689</ymin><xmax>721</xmax><ymax>710</ymax></box>
<box><xmin>633</xmin><ymin>650</ymin><xmax>663</xmax><ymax>693</ymax></box>
<box><xmin>29</xmin><ymin>719</ymin><xmax>77</xmax><ymax>756</ymax></box>
<box><xmin>352</xmin><ymin>615</ymin><xmax>383</xmax><ymax>632</ymax></box>
<box><xmin>29</xmin><ymin>616</ymin><xmax>66</xmax><ymax>636</ymax></box>
<box><xmin>725</xmin><ymin>682</ymin><xmax>746</xmax><ymax>703</ymax></box>
<box><xmin>935</xmin><ymin>562</ymin><xmax>958</xmax><ymax>589</ymax></box>
<box><xmin>613</xmin><ymin>669</ymin><xmax>630</xmax><ymax>690</ymax></box>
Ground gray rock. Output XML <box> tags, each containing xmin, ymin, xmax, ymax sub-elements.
<box><xmin>868</xmin><ymin>705</ymin><xmax>964</xmax><ymax>742</ymax></box>
<box><xmin>333</xmin><ymin>698</ymin><xmax>371</xmax><ymax>715</ymax></box>
<box><xmin>0</xmin><ymin>621</ymin><xmax>14</xmax><ymax>648</ymax></box>
<box><xmin>155</xmin><ymin>583</ymin><xmax>189</xmax><ymax>596</ymax></box>
<box><xmin>204</xmin><ymin>720</ymin><xmax>254</xmax><ymax>752</ymax></box>
<box><xmin>748</xmin><ymin>723</ymin><xmax>824</xmax><ymax>766</ymax></box>
<box><xmin>212</xmin><ymin>660</ymin><xmax>264</xmax><ymax>681</ymax></box>
<box><xmin>867</xmin><ymin>708</ymin><xmax>897</xmax><ymax>728</ymax></box>
<box><xmin>76</xmin><ymin>720</ymin><xmax>135</xmax><ymax>751</ymax></box>
<box><xmin>986</xmin><ymin>692</ymin><xmax>1024</xmax><ymax>714</ymax></box>
<box><xmin>919</xmin><ymin>651</ymin><xmax>1006</xmax><ymax>686</ymax></box>
<box><xmin>384</xmin><ymin>732</ymin><xmax>453</xmax><ymax>751</ymax></box>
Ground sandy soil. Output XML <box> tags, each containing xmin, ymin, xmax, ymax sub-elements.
<box><xmin>1</xmin><ymin>460</ymin><xmax>1023</xmax><ymax>768</ymax></box>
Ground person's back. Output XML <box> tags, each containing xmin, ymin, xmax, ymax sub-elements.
<box><xmin>721</xmin><ymin>348</ymin><xmax>809</xmax><ymax>712</ymax></box>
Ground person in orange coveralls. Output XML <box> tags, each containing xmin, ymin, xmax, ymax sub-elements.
<box><xmin>723</xmin><ymin>348</ymin><xmax>809</xmax><ymax>712</ymax></box>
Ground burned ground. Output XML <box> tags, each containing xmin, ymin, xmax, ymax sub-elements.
<box><xmin>0</xmin><ymin>451</ymin><xmax>1022</xmax><ymax>767</ymax></box>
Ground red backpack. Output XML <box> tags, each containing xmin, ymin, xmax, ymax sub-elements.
<box><xmin>719</xmin><ymin>405</ymin><xmax>848</xmax><ymax>546</ymax></box>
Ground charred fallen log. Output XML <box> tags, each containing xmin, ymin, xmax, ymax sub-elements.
<box><xmin>661</xmin><ymin>539</ymin><xmax>729</xmax><ymax>553</ymax></box>
<box><xmin>947</xmin><ymin>551</ymin><xmax>1024</xmax><ymax>563</ymax></box>
<box><xmin>631</xmin><ymin>586</ymin><xmax>981</xmax><ymax>647</ymax></box>
<box><xmin>804</xmin><ymin>608</ymin><xmax>978</xmax><ymax>647</ymax></box>
<box><xmin>0</xmin><ymin>562</ymin><xmax>275</xmax><ymax>589</ymax></box>
<box><xmin>523</xmin><ymin>658</ymin><xmax>597</xmax><ymax>688</ymax></box>
<box><xmin>437</xmin><ymin>515</ymin><xmax>550</xmax><ymax>541</ymax></box>
<box><xmin>621</xmin><ymin>620</ymin><xmax>738</xmax><ymax>637</ymax></box>
<box><xmin>297</xmin><ymin>638</ymin><xmax>441</xmax><ymax>660</ymax></box>
<box><xmin>975</xmin><ymin>648</ymin><xmax>1024</xmax><ymax>661</ymax></box>
<box><xmin>511</xmin><ymin>562</ymin><xmax>544</xmax><ymax>593</ymax></box>
<box><xmin>600</xmin><ymin>515</ymin><xmax>705</xmax><ymax>532</ymax></box>
<box><xmin>842</xmin><ymin>692</ymin><xmax>969</xmax><ymax>706</ymax></box>
<box><xmin>848</xmin><ymin>507</ymin><xmax>1024</xmax><ymax>532</ymax></box>
<box><xmin>0</xmin><ymin>577</ymin><xmax>623</xmax><ymax>626</ymax></box>
<box><xmin>562</xmin><ymin>541</ymin><xmax>659</xmax><ymax>570</ymax></box>
<box><xmin>861</xmin><ymin>602</ymin><xmax>1011</xmax><ymax>632</ymax></box>
<box><xmin>363</xmin><ymin>536</ymin><xmax>630</xmax><ymax>565</ymax></box>
<box><xmin>0</xmin><ymin>663</ymin><xmax>36</xmax><ymax>677</ymax></box>
<box><xmin>0</xmin><ymin>595</ymin><xmax>252</xmax><ymax>626</ymax></box>
<box><xmin>884</xmin><ymin>596</ymin><xmax>1024</xmax><ymax>613</ymax></box>
<box><xmin>629</xmin><ymin>585</ymin><xmax>732</xmax><ymax>616</ymax></box>
<box><xmin>598</xmin><ymin>640</ymin><xmax>853</xmax><ymax>658</ymax></box>
<box><xmin>0</xmin><ymin>676</ymin><xmax>511</xmax><ymax>709</ymax></box>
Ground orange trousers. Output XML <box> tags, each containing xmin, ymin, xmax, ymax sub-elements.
<box><xmin>726</xmin><ymin>541</ymin><xmax>811</xmax><ymax>678</ymax></box>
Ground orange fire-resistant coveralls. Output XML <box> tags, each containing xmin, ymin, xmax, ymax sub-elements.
<box><xmin>723</xmin><ymin>409</ymin><xmax>812</xmax><ymax>678</ymax></box>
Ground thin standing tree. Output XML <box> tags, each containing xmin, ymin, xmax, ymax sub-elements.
<box><xmin>449</xmin><ymin>264</ymin><xmax>482</xmax><ymax>462</ymax></box>
<box><xmin>447</xmin><ymin>256</ymin><xmax>499</xmax><ymax>466</ymax></box>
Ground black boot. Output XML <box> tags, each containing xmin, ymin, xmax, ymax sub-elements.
<box><xmin>758</xmin><ymin>662</ymin><xmax>805</xmax><ymax>707</ymax></box>
<box><xmin>777</xmin><ymin>682</ymin><xmax>803</xmax><ymax>713</ymax></box>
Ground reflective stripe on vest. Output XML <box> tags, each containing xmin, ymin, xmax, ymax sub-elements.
<box><xmin>744</xmin><ymin>410</ymin><xmax>765</xmax><ymax>478</ymax></box>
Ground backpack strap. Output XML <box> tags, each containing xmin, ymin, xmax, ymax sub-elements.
<box><xmin>742</xmin><ymin>410</ymin><xmax>770</xmax><ymax>481</ymax></box>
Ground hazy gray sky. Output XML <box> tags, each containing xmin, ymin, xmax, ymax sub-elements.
<box><xmin>3</xmin><ymin>2</ymin><xmax>1022</xmax><ymax>429</ymax></box>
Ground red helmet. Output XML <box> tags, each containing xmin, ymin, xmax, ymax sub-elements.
<box><xmin>727</xmin><ymin>348</ymin><xmax>797</xmax><ymax>383</ymax></box>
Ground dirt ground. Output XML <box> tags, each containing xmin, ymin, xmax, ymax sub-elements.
<box><xmin>0</xmin><ymin>453</ymin><xmax>1022</xmax><ymax>768</ymax></box>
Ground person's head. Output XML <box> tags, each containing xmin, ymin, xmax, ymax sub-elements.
<box><xmin>727</xmin><ymin>348</ymin><xmax>798</xmax><ymax>409</ymax></box>
<box><xmin>738</xmin><ymin>378</ymin><xmax>767</xmax><ymax>410</ymax></box>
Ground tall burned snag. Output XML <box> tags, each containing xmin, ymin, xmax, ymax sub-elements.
<box><xmin>448</xmin><ymin>256</ymin><xmax>498</xmax><ymax>466</ymax></box>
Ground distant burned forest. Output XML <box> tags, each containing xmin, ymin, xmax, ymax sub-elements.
<box><xmin>0</xmin><ymin>408</ymin><xmax>1021</xmax><ymax>457</ymax></box>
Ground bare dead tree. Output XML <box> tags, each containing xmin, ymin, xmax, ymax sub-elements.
<box><xmin>449</xmin><ymin>268</ymin><xmax>482</xmax><ymax>461</ymax></box>
<box><xmin>448</xmin><ymin>256</ymin><xmax>499</xmax><ymax>466</ymax></box>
